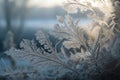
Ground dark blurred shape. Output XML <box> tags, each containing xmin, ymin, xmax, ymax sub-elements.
<box><xmin>0</xmin><ymin>0</ymin><xmax>28</xmax><ymax>52</ymax></box>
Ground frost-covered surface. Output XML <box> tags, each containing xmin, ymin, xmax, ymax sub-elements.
<box><xmin>1</xmin><ymin>0</ymin><xmax>120</xmax><ymax>80</ymax></box>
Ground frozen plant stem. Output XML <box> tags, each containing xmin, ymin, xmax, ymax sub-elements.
<box><xmin>31</xmin><ymin>52</ymin><xmax>80</xmax><ymax>75</ymax></box>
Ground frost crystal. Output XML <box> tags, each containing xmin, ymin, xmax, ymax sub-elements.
<box><xmin>4</xmin><ymin>0</ymin><xmax>120</xmax><ymax>80</ymax></box>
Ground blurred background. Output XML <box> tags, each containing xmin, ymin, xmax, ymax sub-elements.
<box><xmin>0</xmin><ymin>0</ymin><xmax>88</xmax><ymax>52</ymax></box>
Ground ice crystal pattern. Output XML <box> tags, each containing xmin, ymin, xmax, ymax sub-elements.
<box><xmin>5</xmin><ymin>0</ymin><xmax>120</xmax><ymax>80</ymax></box>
